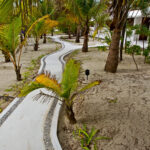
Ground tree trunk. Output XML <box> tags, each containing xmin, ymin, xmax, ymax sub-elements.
<box><xmin>143</xmin><ymin>40</ymin><xmax>144</xmax><ymax>51</ymax></box>
<box><xmin>105</xmin><ymin>29</ymin><xmax>121</xmax><ymax>73</ymax></box>
<box><xmin>120</xmin><ymin>22</ymin><xmax>126</xmax><ymax>61</ymax></box>
<box><xmin>43</xmin><ymin>33</ymin><xmax>47</xmax><ymax>43</ymax></box>
<box><xmin>51</xmin><ymin>29</ymin><xmax>54</xmax><ymax>36</ymax></box>
<box><xmin>15</xmin><ymin>66</ymin><xmax>22</xmax><ymax>81</ymax></box>
<box><xmin>20</xmin><ymin>34</ymin><xmax>24</xmax><ymax>43</ymax></box>
<box><xmin>75</xmin><ymin>25</ymin><xmax>80</xmax><ymax>43</ymax></box>
<box><xmin>65</xmin><ymin>105</ymin><xmax>76</xmax><ymax>124</ymax></box>
<box><xmin>82</xmin><ymin>18</ymin><xmax>89</xmax><ymax>52</ymax></box>
<box><xmin>68</xmin><ymin>27</ymin><xmax>71</xmax><ymax>39</ymax></box>
<box><xmin>34</xmin><ymin>38</ymin><xmax>39</xmax><ymax>51</ymax></box>
<box><xmin>132</xmin><ymin>53</ymin><xmax>139</xmax><ymax>71</ymax></box>
<box><xmin>2</xmin><ymin>51</ymin><xmax>10</xmax><ymax>62</ymax></box>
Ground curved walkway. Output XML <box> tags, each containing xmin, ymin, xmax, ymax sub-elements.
<box><xmin>0</xmin><ymin>35</ymin><xmax>101</xmax><ymax>150</ymax></box>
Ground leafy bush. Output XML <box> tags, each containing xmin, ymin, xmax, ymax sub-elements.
<box><xmin>126</xmin><ymin>45</ymin><xmax>141</xmax><ymax>55</ymax></box>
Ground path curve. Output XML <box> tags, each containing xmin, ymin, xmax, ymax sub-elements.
<box><xmin>0</xmin><ymin>35</ymin><xmax>101</xmax><ymax>150</ymax></box>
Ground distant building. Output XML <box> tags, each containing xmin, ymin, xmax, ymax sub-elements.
<box><xmin>128</xmin><ymin>8</ymin><xmax>150</xmax><ymax>42</ymax></box>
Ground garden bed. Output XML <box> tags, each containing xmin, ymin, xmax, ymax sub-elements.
<box><xmin>58</xmin><ymin>47</ymin><xmax>150</xmax><ymax>150</ymax></box>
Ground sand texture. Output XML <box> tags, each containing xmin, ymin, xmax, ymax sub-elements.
<box><xmin>58</xmin><ymin>47</ymin><xmax>150</xmax><ymax>150</ymax></box>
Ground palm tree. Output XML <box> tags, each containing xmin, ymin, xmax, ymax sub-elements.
<box><xmin>20</xmin><ymin>59</ymin><xmax>101</xmax><ymax>124</ymax></box>
<box><xmin>1</xmin><ymin>17</ymin><xmax>22</xmax><ymax>81</ymax></box>
<box><xmin>71</xmin><ymin>0</ymin><xmax>101</xmax><ymax>52</ymax></box>
<box><xmin>105</xmin><ymin>0</ymin><xmax>150</xmax><ymax>73</ymax></box>
<box><xmin>31</xmin><ymin>19</ymin><xmax>45</xmax><ymax>51</ymax></box>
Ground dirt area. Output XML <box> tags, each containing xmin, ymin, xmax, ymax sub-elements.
<box><xmin>0</xmin><ymin>37</ymin><xmax>61</xmax><ymax>111</ymax></box>
<box><xmin>58</xmin><ymin>47</ymin><xmax>150</xmax><ymax>150</ymax></box>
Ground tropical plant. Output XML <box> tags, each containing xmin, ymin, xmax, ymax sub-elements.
<box><xmin>42</xmin><ymin>19</ymin><xmax>58</xmax><ymax>43</ymax></box>
<box><xmin>20</xmin><ymin>59</ymin><xmax>101</xmax><ymax>124</ymax></box>
<box><xmin>58</xmin><ymin>12</ymin><xmax>79</xmax><ymax>39</ymax></box>
<box><xmin>31</xmin><ymin>19</ymin><xmax>45</xmax><ymax>51</ymax></box>
<box><xmin>126</xmin><ymin>44</ymin><xmax>142</xmax><ymax>71</ymax></box>
<box><xmin>73</xmin><ymin>125</ymin><xmax>110</xmax><ymax>150</ymax></box>
<box><xmin>0</xmin><ymin>17</ymin><xmax>22</xmax><ymax>81</ymax></box>
<box><xmin>68</xmin><ymin>0</ymin><xmax>102</xmax><ymax>52</ymax></box>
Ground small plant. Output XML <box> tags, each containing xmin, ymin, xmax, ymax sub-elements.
<box><xmin>97</xmin><ymin>46</ymin><xmax>107</xmax><ymax>52</ymax></box>
<box><xmin>125</xmin><ymin>41</ymin><xmax>131</xmax><ymax>53</ymax></box>
<box><xmin>143</xmin><ymin>48</ymin><xmax>150</xmax><ymax>63</ymax></box>
<box><xmin>126</xmin><ymin>45</ymin><xmax>142</xmax><ymax>71</ymax></box>
<box><xmin>20</xmin><ymin>59</ymin><xmax>101</xmax><ymax>124</ymax></box>
<box><xmin>73</xmin><ymin>125</ymin><xmax>111</xmax><ymax>150</ymax></box>
<box><xmin>108</xmin><ymin>98</ymin><xmax>118</xmax><ymax>103</ymax></box>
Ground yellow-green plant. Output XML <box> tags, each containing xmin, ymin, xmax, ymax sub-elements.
<box><xmin>73</xmin><ymin>125</ymin><xmax>111</xmax><ymax>150</ymax></box>
<box><xmin>0</xmin><ymin>16</ymin><xmax>22</xmax><ymax>81</ymax></box>
<box><xmin>20</xmin><ymin>59</ymin><xmax>101</xmax><ymax>124</ymax></box>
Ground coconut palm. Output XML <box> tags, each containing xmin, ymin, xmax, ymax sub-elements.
<box><xmin>20</xmin><ymin>59</ymin><xmax>101</xmax><ymax>124</ymax></box>
<box><xmin>69</xmin><ymin>0</ymin><xmax>101</xmax><ymax>52</ymax></box>
<box><xmin>31</xmin><ymin>19</ymin><xmax>45</xmax><ymax>51</ymax></box>
<box><xmin>104</xmin><ymin>0</ymin><xmax>150</xmax><ymax>73</ymax></box>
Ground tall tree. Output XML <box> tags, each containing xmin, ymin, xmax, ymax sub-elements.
<box><xmin>105</xmin><ymin>0</ymin><xmax>150</xmax><ymax>73</ymax></box>
<box><xmin>70</xmin><ymin>0</ymin><xmax>101</xmax><ymax>52</ymax></box>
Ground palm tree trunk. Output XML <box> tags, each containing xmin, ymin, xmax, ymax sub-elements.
<box><xmin>51</xmin><ymin>28</ymin><xmax>54</xmax><ymax>36</ymax></box>
<box><xmin>68</xmin><ymin>26</ymin><xmax>71</xmax><ymax>39</ymax></box>
<box><xmin>82</xmin><ymin>18</ymin><xmax>89</xmax><ymax>52</ymax></box>
<box><xmin>66</xmin><ymin>105</ymin><xmax>76</xmax><ymax>124</ymax></box>
<box><xmin>43</xmin><ymin>33</ymin><xmax>47</xmax><ymax>43</ymax></box>
<box><xmin>75</xmin><ymin>25</ymin><xmax>80</xmax><ymax>43</ymax></box>
<box><xmin>105</xmin><ymin>29</ymin><xmax>121</xmax><ymax>73</ymax></box>
<box><xmin>15</xmin><ymin>66</ymin><xmax>22</xmax><ymax>81</ymax></box>
<box><xmin>20</xmin><ymin>34</ymin><xmax>24</xmax><ymax>43</ymax></box>
<box><xmin>120</xmin><ymin>22</ymin><xmax>126</xmax><ymax>61</ymax></box>
<box><xmin>2</xmin><ymin>51</ymin><xmax>10</xmax><ymax>62</ymax></box>
<box><xmin>34</xmin><ymin>37</ymin><xmax>39</xmax><ymax>51</ymax></box>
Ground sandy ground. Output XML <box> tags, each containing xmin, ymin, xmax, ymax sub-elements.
<box><xmin>58</xmin><ymin>47</ymin><xmax>150</xmax><ymax>150</ymax></box>
<box><xmin>0</xmin><ymin>37</ymin><xmax>61</xmax><ymax>109</ymax></box>
<box><xmin>61</xmin><ymin>36</ymin><xmax>101</xmax><ymax>46</ymax></box>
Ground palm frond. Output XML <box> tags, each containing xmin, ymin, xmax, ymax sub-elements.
<box><xmin>78</xmin><ymin>80</ymin><xmax>101</xmax><ymax>93</ymax></box>
<box><xmin>61</xmin><ymin>59</ymin><xmax>80</xmax><ymax>99</ymax></box>
<box><xmin>0</xmin><ymin>0</ymin><xmax>14</xmax><ymax>24</ymax></box>
<box><xmin>19</xmin><ymin>82</ymin><xmax>46</xmax><ymax>97</ymax></box>
<box><xmin>3</xmin><ymin>16</ymin><xmax>22</xmax><ymax>54</ymax></box>
<box><xmin>35</xmin><ymin>74</ymin><xmax>61</xmax><ymax>95</ymax></box>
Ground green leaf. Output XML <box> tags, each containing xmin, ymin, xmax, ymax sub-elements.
<box><xmin>95</xmin><ymin>136</ymin><xmax>111</xmax><ymax>140</ymax></box>
<box><xmin>78</xmin><ymin>80</ymin><xmax>101</xmax><ymax>93</ymax></box>
<box><xmin>87</xmin><ymin>128</ymin><xmax>98</xmax><ymax>144</ymax></box>
<box><xmin>61</xmin><ymin>59</ymin><xmax>80</xmax><ymax>99</ymax></box>
<box><xmin>83</xmin><ymin>147</ymin><xmax>90</xmax><ymax>150</ymax></box>
<box><xmin>19</xmin><ymin>82</ymin><xmax>45</xmax><ymax>97</ymax></box>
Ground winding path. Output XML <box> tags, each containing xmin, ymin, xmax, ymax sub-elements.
<box><xmin>0</xmin><ymin>35</ymin><xmax>101</xmax><ymax>150</ymax></box>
